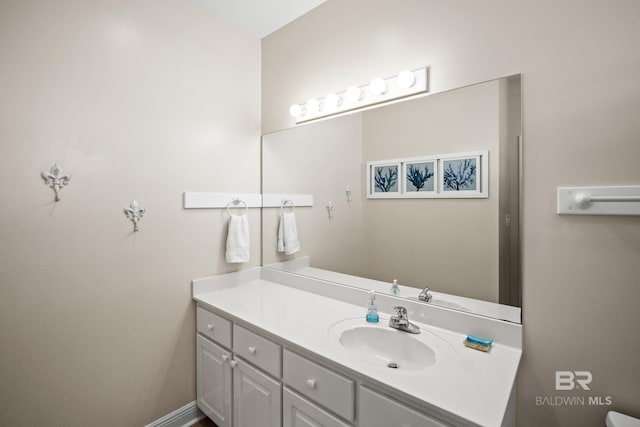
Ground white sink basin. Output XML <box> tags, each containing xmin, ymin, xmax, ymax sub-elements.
<box><xmin>327</xmin><ymin>318</ymin><xmax>456</xmax><ymax>371</ymax></box>
<box><xmin>339</xmin><ymin>326</ymin><xmax>435</xmax><ymax>370</ymax></box>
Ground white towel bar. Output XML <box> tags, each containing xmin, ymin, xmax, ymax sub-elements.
<box><xmin>183</xmin><ymin>192</ymin><xmax>262</xmax><ymax>209</ymax></box>
<box><xmin>558</xmin><ymin>186</ymin><xmax>640</xmax><ymax>215</ymax></box>
<box><xmin>182</xmin><ymin>192</ymin><xmax>313</xmax><ymax>209</ymax></box>
<box><xmin>587</xmin><ymin>196</ymin><xmax>640</xmax><ymax>203</ymax></box>
<box><xmin>262</xmin><ymin>194</ymin><xmax>313</xmax><ymax>208</ymax></box>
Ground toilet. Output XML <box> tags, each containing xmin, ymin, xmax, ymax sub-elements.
<box><xmin>607</xmin><ymin>411</ymin><xmax>640</xmax><ymax>427</ymax></box>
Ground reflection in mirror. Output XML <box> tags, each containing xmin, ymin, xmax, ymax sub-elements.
<box><xmin>262</xmin><ymin>76</ymin><xmax>522</xmax><ymax>323</ymax></box>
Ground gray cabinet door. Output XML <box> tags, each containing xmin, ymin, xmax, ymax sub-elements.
<box><xmin>233</xmin><ymin>358</ymin><xmax>282</xmax><ymax>427</ymax></box>
<box><xmin>197</xmin><ymin>334</ymin><xmax>232</xmax><ymax>427</ymax></box>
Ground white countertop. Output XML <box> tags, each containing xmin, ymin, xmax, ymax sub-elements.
<box><xmin>193</xmin><ymin>268</ymin><xmax>521</xmax><ymax>427</ymax></box>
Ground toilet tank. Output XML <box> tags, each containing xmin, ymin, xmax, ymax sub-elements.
<box><xmin>607</xmin><ymin>411</ymin><xmax>640</xmax><ymax>427</ymax></box>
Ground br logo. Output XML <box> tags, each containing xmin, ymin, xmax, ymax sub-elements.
<box><xmin>556</xmin><ymin>371</ymin><xmax>593</xmax><ymax>390</ymax></box>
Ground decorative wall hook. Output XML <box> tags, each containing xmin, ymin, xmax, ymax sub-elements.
<box><xmin>41</xmin><ymin>163</ymin><xmax>71</xmax><ymax>202</ymax></box>
<box><xmin>326</xmin><ymin>201</ymin><xmax>334</xmax><ymax>219</ymax></box>
<box><xmin>345</xmin><ymin>186</ymin><xmax>352</xmax><ymax>202</ymax></box>
<box><xmin>123</xmin><ymin>200</ymin><xmax>145</xmax><ymax>232</ymax></box>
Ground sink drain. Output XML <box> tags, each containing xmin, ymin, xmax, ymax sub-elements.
<box><xmin>387</xmin><ymin>362</ymin><xmax>398</xmax><ymax>369</ymax></box>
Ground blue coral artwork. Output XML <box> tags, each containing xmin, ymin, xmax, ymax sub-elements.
<box><xmin>373</xmin><ymin>164</ymin><xmax>399</xmax><ymax>193</ymax></box>
<box><xmin>405</xmin><ymin>161</ymin><xmax>435</xmax><ymax>192</ymax></box>
<box><xmin>368</xmin><ymin>152</ymin><xmax>486</xmax><ymax>199</ymax></box>
<box><xmin>442</xmin><ymin>157</ymin><xmax>478</xmax><ymax>192</ymax></box>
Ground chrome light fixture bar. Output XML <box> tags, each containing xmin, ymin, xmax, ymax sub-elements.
<box><xmin>289</xmin><ymin>67</ymin><xmax>428</xmax><ymax>124</ymax></box>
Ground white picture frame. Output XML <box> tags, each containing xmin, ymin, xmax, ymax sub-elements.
<box><xmin>367</xmin><ymin>161</ymin><xmax>401</xmax><ymax>198</ymax></box>
<box><xmin>366</xmin><ymin>151</ymin><xmax>488</xmax><ymax>199</ymax></box>
<box><xmin>439</xmin><ymin>151</ymin><xmax>488</xmax><ymax>198</ymax></box>
<box><xmin>402</xmin><ymin>158</ymin><xmax>438</xmax><ymax>198</ymax></box>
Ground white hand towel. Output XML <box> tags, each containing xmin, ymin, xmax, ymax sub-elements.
<box><xmin>226</xmin><ymin>214</ymin><xmax>250</xmax><ymax>263</ymax></box>
<box><xmin>277</xmin><ymin>211</ymin><xmax>300</xmax><ymax>255</ymax></box>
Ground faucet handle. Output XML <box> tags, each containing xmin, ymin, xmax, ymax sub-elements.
<box><xmin>418</xmin><ymin>287</ymin><xmax>432</xmax><ymax>302</ymax></box>
<box><xmin>393</xmin><ymin>306</ymin><xmax>408</xmax><ymax>318</ymax></box>
<box><xmin>389</xmin><ymin>306</ymin><xmax>421</xmax><ymax>334</ymax></box>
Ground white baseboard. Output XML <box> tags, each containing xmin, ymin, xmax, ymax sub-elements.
<box><xmin>144</xmin><ymin>401</ymin><xmax>206</xmax><ymax>427</ymax></box>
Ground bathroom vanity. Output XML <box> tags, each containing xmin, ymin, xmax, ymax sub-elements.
<box><xmin>193</xmin><ymin>267</ymin><xmax>521</xmax><ymax>427</ymax></box>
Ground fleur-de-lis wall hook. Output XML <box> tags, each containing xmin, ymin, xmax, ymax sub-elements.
<box><xmin>326</xmin><ymin>201</ymin><xmax>334</xmax><ymax>219</ymax></box>
<box><xmin>123</xmin><ymin>200</ymin><xmax>145</xmax><ymax>232</ymax></box>
<box><xmin>41</xmin><ymin>163</ymin><xmax>71</xmax><ymax>202</ymax></box>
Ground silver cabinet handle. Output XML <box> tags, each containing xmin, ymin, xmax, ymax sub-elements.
<box><xmin>248</xmin><ymin>346</ymin><xmax>257</xmax><ymax>355</ymax></box>
<box><xmin>230</xmin><ymin>360</ymin><xmax>238</xmax><ymax>369</ymax></box>
<box><xmin>306</xmin><ymin>378</ymin><xmax>316</xmax><ymax>389</ymax></box>
<box><xmin>207</xmin><ymin>323</ymin><xmax>214</xmax><ymax>331</ymax></box>
<box><xmin>222</xmin><ymin>354</ymin><xmax>229</xmax><ymax>362</ymax></box>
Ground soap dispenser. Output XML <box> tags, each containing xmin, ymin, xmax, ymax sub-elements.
<box><xmin>366</xmin><ymin>291</ymin><xmax>379</xmax><ymax>323</ymax></box>
<box><xmin>390</xmin><ymin>279</ymin><xmax>400</xmax><ymax>296</ymax></box>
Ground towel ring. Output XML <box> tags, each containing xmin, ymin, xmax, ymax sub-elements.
<box><xmin>280</xmin><ymin>199</ymin><xmax>295</xmax><ymax>213</ymax></box>
<box><xmin>226</xmin><ymin>198</ymin><xmax>249</xmax><ymax>217</ymax></box>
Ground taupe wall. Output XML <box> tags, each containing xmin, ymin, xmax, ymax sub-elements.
<box><xmin>362</xmin><ymin>81</ymin><xmax>500</xmax><ymax>302</ymax></box>
<box><xmin>262</xmin><ymin>1</ymin><xmax>640</xmax><ymax>426</ymax></box>
<box><xmin>0</xmin><ymin>1</ymin><xmax>260</xmax><ymax>426</ymax></box>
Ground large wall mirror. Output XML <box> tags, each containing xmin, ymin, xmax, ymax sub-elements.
<box><xmin>261</xmin><ymin>75</ymin><xmax>522</xmax><ymax>323</ymax></box>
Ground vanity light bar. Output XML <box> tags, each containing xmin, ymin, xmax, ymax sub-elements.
<box><xmin>290</xmin><ymin>67</ymin><xmax>429</xmax><ymax>123</ymax></box>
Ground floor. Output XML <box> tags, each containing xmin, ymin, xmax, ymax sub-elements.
<box><xmin>191</xmin><ymin>417</ymin><xmax>217</xmax><ymax>427</ymax></box>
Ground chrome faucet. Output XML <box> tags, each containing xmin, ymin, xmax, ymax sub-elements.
<box><xmin>418</xmin><ymin>287</ymin><xmax>432</xmax><ymax>303</ymax></box>
<box><xmin>389</xmin><ymin>306</ymin><xmax>421</xmax><ymax>334</ymax></box>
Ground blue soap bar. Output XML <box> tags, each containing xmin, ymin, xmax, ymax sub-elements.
<box><xmin>466</xmin><ymin>334</ymin><xmax>493</xmax><ymax>347</ymax></box>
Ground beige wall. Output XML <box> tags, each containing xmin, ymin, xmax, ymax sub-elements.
<box><xmin>262</xmin><ymin>1</ymin><xmax>640</xmax><ymax>426</ymax></box>
<box><xmin>0</xmin><ymin>1</ymin><xmax>260</xmax><ymax>426</ymax></box>
<box><xmin>362</xmin><ymin>81</ymin><xmax>500</xmax><ymax>302</ymax></box>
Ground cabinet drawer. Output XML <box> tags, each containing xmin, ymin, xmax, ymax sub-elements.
<box><xmin>233</xmin><ymin>324</ymin><xmax>282</xmax><ymax>378</ymax></box>
<box><xmin>197</xmin><ymin>306</ymin><xmax>232</xmax><ymax>348</ymax></box>
<box><xmin>359</xmin><ymin>386</ymin><xmax>450</xmax><ymax>427</ymax></box>
<box><xmin>283</xmin><ymin>387</ymin><xmax>352</xmax><ymax>427</ymax></box>
<box><xmin>283</xmin><ymin>350</ymin><xmax>354</xmax><ymax>422</ymax></box>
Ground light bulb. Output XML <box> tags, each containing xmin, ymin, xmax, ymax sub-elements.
<box><xmin>369</xmin><ymin>77</ymin><xmax>387</xmax><ymax>95</ymax></box>
<box><xmin>346</xmin><ymin>85</ymin><xmax>362</xmax><ymax>103</ymax></box>
<box><xmin>306</xmin><ymin>98</ymin><xmax>320</xmax><ymax>114</ymax></box>
<box><xmin>289</xmin><ymin>104</ymin><xmax>303</xmax><ymax>118</ymax></box>
<box><xmin>396</xmin><ymin>70</ymin><xmax>416</xmax><ymax>89</ymax></box>
<box><xmin>324</xmin><ymin>93</ymin><xmax>342</xmax><ymax>109</ymax></box>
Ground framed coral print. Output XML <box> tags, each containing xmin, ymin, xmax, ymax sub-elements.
<box><xmin>367</xmin><ymin>151</ymin><xmax>488</xmax><ymax>199</ymax></box>
<box><xmin>403</xmin><ymin>160</ymin><xmax>437</xmax><ymax>197</ymax></box>
<box><xmin>439</xmin><ymin>151</ymin><xmax>488</xmax><ymax>198</ymax></box>
<box><xmin>367</xmin><ymin>161</ymin><xmax>401</xmax><ymax>198</ymax></box>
